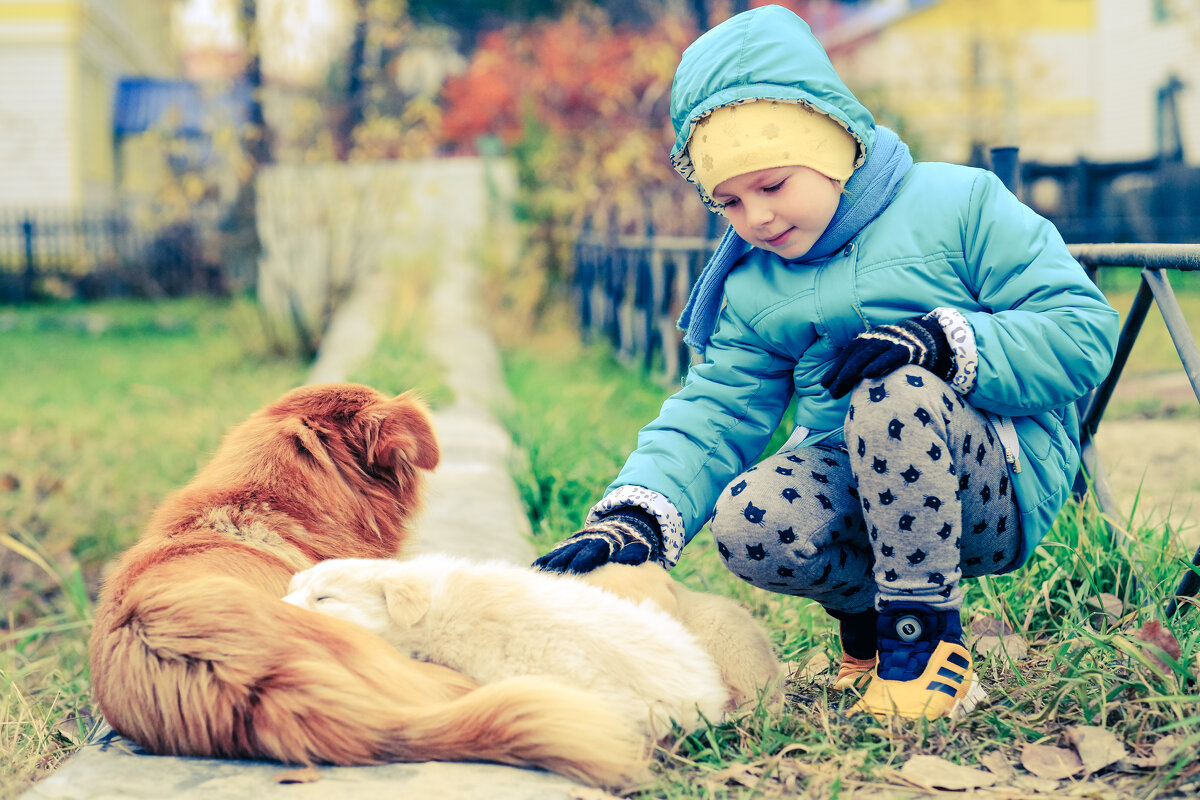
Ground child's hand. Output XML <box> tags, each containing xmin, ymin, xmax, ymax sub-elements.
<box><xmin>821</xmin><ymin>313</ymin><xmax>954</xmax><ymax>399</ymax></box>
<box><xmin>533</xmin><ymin>508</ymin><xmax>662</xmax><ymax>574</ymax></box>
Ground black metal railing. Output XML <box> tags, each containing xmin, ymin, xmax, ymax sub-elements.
<box><xmin>0</xmin><ymin>208</ymin><xmax>222</xmax><ymax>302</ymax></box>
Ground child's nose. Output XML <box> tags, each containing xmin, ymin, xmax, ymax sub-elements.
<box><xmin>745</xmin><ymin>198</ymin><xmax>774</xmax><ymax>227</ymax></box>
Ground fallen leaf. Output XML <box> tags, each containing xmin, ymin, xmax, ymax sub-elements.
<box><xmin>1154</xmin><ymin>734</ymin><xmax>1185</xmax><ymax>765</ymax></box>
<box><xmin>1012</xmin><ymin>774</ymin><xmax>1066</xmax><ymax>794</ymax></box>
<box><xmin>972</xmin><ymin>632</ymin><xmax>1030</xmax><ymax>661</ymax></box>
<box><xmin>799</xmin><ymin>651</ymin><xmax>832</xmax><ymax>682</ymax></box>
<box><xmin>1066</xmin><ymin>725</ymin><xmax>1126</xmax><ymax>774</ymax></box>
<box><xmin>1021</xmin><ymin>743</ymin><xmax>1083</xmax><ymax>780</ymax></box>
<box><xmin>1134</xmin><ymin>620</ymin><xmax>1183</xmax><ymax>677</ymax></box>
<box><xmin>274</xmin><ymin>766</ymin><xmax>321</xmax><ymax>784</ymax></box>
<box><xmin>980</xmin><ymin>750</ymin><xmax>1017</xmax><ymax>782</ymax></box>
<box><xmin>971</xmin><ymin>615</ymin><xmax>1015</xmax><ymax>637</ymax></box>
<box><xmin>1087</xmin><ymin>593</ymin><xmax>1124</xmax><ymax>629</ymax></box>
<box><xmin>0</xmin><ymin>473</ymin><xmax>19</xmax><ymax>491</ymax></box>
<box><xmin>899</xmin><ymin>755</ymin><xmax>999</xmax><ymax>790</ymax></box>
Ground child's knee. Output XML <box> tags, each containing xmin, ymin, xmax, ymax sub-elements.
<box><xmin>845</xmin><ymin>364</ymin><xmax>958</xmax><ymax>432</ymax></box>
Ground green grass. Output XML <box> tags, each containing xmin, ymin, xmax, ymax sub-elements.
<box><xmin>0</xmin><ymin>270</ymin><xmax>450</xmax><ymax>797</ymax></box>
<box><xmin>0</xmin><ymin>296</ymin><xmax>308</xmax><ymax>796</ymax></box>
<box><xmin>501</xmin><ymin>327</ymin><xmax>1200</xmax><ymax>799</ymax></box>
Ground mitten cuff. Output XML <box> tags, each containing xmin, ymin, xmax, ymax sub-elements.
<box><xmin>909</xmin><ymin>313</ymin><xmax>956</xmax><ymax>384</ymax></box>
<box><xmin>595</xmin><ymin>507</ymin><xmax>662</xmax><ymax>562</ymax></box>
<box><xmin>928</xmin><ymin>307</ymin><xmax>977</xmax><ymax>394</ymax></box>
<box><xmin>589</xmin><ymin>486</ymin><xmax>686</xmax><ymax>568</ymax></box>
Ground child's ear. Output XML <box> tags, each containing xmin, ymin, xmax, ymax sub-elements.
<box><xmin>365</xmin><ymin>392</ymin><xmax>440</xmax><ymax>474</ymax></box>
<box><xmin>383</xmin><ymin>576</ymin><xmax>431</xmax><ymax>627</ymax></box>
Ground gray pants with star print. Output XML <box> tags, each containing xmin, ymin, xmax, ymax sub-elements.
<box><xmin>709</xmin><ymin>365</ymin><xmax>1020</xmax><ymax>613</ymax></box>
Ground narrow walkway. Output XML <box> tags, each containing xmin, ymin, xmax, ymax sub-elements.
<box><xmin>23</xmin><ymin>252</ymin><xmax>571</xmax><ymax>799</ymax></box>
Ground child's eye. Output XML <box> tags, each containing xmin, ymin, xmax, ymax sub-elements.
<box><xmin>763</xmin><ymin>180</ymin><xmax>785</xmax><ymax>193</ymax></box>
<box><xmin>721</xmin><ymin>197</ymin><xmax>740</xmax><ymax>208</ymax></box>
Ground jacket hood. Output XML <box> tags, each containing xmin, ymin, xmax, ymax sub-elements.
<box><xmin>669</xmin><ymin>5</ymin><xmax>876</xmax><ymax>206</ymax></box>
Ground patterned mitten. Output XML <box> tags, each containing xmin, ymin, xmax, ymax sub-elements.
<box><xmin>533</xmin><ymin>507</ymin><xmax>662</xmax><ymax>574</ymax></box>
<box><xmin>821</xmin><ymin>313</ymin><xmax>955</xmax><ymax>399</ymax></box>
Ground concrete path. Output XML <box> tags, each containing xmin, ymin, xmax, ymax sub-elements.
<box><xmin>21</xmin><ymin>249</ymin><xmax>575</xmax><ymax>799</ymax></box>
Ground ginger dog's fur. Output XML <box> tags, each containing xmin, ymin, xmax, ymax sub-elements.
<box><xmin>88</xmin><ymin>384</ymin><xmax>645</xmax><ymax>787</ymax></box>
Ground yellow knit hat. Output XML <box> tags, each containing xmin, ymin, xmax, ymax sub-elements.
<box><xmin>687</xmin><ymin>100</ymin><xmax>858</xmax><ymax>200</ymax></box>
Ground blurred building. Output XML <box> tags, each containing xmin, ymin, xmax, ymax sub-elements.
<box><xmin>817</xmin><ymin>0</ymin><xmax>1200</xmax><ymax>241</ymax></box>
<box><xmin>820</xmin><ymin>0</ymin><xmax>1199</xmax><ymax>166</ymax></box>
<box><xmin>0</xmin><ymin>0</ymin><xmax>179</xmax><ymax>208</ymax></box>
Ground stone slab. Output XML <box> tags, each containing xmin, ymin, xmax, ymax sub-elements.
<box><xmin>22</xmin><ymin>729</ymin><xmax>580</xmax><ymax>800</ymax></box>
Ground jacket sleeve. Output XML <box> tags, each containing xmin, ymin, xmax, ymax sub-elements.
<box><xmin>959</xmin><ymin>171</ymin><xmax>1119</xmax><ymax>416</ymax></box>
<box><xmin>608</xmin><ymin>299</ymin><xmax>795</xmax><ymax>539</ymax></box>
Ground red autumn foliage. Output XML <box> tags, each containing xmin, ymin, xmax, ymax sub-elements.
<box><xmin>440</xmin><ymin>12</ymin><xmax>693</xmax><ymax>150</ymax></box>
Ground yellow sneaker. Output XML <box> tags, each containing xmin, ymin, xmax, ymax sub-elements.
<box><xmin>849</xmin><ymin>603</ymin><xmax>985</xmax><ymax>721</ymax></box>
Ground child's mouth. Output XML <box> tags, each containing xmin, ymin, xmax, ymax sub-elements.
<box><xmin>766</xmin><ymin>229</ymin><xmax>793</xmax><ymax>247</ymax></box>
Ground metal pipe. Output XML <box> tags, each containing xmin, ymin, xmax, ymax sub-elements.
<box><xmin>1079</xmin><ymin>278</ymin><xmax>1155</xmax><ymax>436</ymax></box>
<box><xmin>1070</xmin><ymin>242</ymin><xmax>1200</xmax><ymax>270</ymax></box>
<box><xmin>1142</xmin><ymin>268</ymin><xmax>1200</xmax><ymax>405</ymax></box>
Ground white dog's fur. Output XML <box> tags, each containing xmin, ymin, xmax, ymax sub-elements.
<box><xmin>582</xmin><ymin>563</ymin><xmax>786</xmax><ymax>713</ymax></box>
<box><xmin>284</xmin><ymin>554</ymin><xmax>731</xmax><ymax>738</ymax></box>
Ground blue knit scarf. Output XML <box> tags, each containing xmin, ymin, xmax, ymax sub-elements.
<box><xmin>678</xmin><ymin>125</ymin><xmax>914</xmax><ymax>352</ymax></box>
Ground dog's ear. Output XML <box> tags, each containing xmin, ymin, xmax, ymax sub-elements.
<box><xmin>367</xmin><ymin>392</ymin><xmax>440</xmax><ymax>473</ymax></box>
<box><xmin>383</xmin><ymin>575</ymin><xmax>431</xmax><ymax>627</ymax></box>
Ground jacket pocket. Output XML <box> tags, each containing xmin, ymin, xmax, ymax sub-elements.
<box><xmin>1012</xmin><ymin>410</ymin><xmax>1075</xmax><ymax>510</ymax></box>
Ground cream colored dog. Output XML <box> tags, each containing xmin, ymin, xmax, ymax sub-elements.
<box><xmin>284</xmin><ymin>554</ymin><xmax>731</xmax><ymax>739</ymax></box>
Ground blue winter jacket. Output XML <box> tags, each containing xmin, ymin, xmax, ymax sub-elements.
<box><xmin>607</xmin><ymin>5</ymin><xmax>1120</xmax><ymax>571</ymax></box>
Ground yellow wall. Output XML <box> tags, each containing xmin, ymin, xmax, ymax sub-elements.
<box><xmin>912</xmin><ymin>0</ymin><xmax>1092</xmax><ymax>30</ymax></box>
<box><xmin>832</xmin><ymin>0</ymin><xmax>1096</xmax><ymax>163</ymax></box>
<box><xmin>0</xmin><ymin>0</ymin><xmax>176</xmax><ymax>206</ymax></box>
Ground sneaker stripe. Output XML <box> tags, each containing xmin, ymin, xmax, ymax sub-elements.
<box><xmin>936</xmin><ymin>666</ymin><xmax>963</xmax><ymax>682</ymax></box>
<box><xmin>946</xmin><ymin>652</ymin><xmax>969</xmax><ymax>669</ymax></box>
<box><xmin>927</xmin><ymin>680</ymin><xmax>960</xmax><ymax>698</ymax></box>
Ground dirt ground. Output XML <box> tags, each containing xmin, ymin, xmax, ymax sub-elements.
<box><xmin>1092</xmin><ymin>374</ymin><xmax>1200</xmax><ymax>549</ymax></box>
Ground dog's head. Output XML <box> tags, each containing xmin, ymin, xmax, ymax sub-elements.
<box><xmin>284</xmin><ymin>557</ymin><xmax>433</xmax><ymax>646</ymax></box>
<box><xmin>200</xmin><ymin>383</ymin><xmax>440</xmax><ymax>559</ymax></box>
<box><xmin>283</xmin><ymin>558</ymin><xmax>395</xmax><ymax>635</ymax></box>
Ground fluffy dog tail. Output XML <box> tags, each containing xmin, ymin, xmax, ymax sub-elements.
<box><xmin>89</xmin><ymin>574</ymin><xmax>647</xmax><ymax>788</ymax></box>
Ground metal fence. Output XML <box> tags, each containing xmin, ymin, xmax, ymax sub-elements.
<box><xmin>0</xmin><ymin>208</ymin><xmax>222</xmax><ymax>303</ymax></box>
<box><xmin>572</xmin><ymin>233</ymin><xmax>1200</xmax><ymax>617</ymax></box>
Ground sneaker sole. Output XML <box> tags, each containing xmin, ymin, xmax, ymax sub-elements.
<box><xmin>950</xmin><ymin>673</ymin><xmax>987</xmax><ymax>719</ymax></box>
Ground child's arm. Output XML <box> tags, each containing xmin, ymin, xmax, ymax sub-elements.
<box><xmin>956</xmin><ymin>171</ymin><xmax>1119</xmax><ymax>416</ymax></box>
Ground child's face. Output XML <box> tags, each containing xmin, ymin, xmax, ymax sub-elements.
<box><xmin>711</xmin><ymin>165</ymin><xmax>842</xmax><ymax>260</ymax></box>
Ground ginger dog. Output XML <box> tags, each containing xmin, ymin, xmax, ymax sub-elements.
<box><xmin>88</xmin><ymin>384</ymin><xmax>644</xmax><ymax>787</ymax></box>
<box><xmin>583</xmin><ymin>563</ymin><xmax>786</xmax><ymax>713</ymax></box>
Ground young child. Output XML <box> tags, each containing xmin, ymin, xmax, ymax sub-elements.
<box><xmin>534</xmin><ymin>4</ymin><xmax>1119</xmax><ymax>721</ymax></box>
